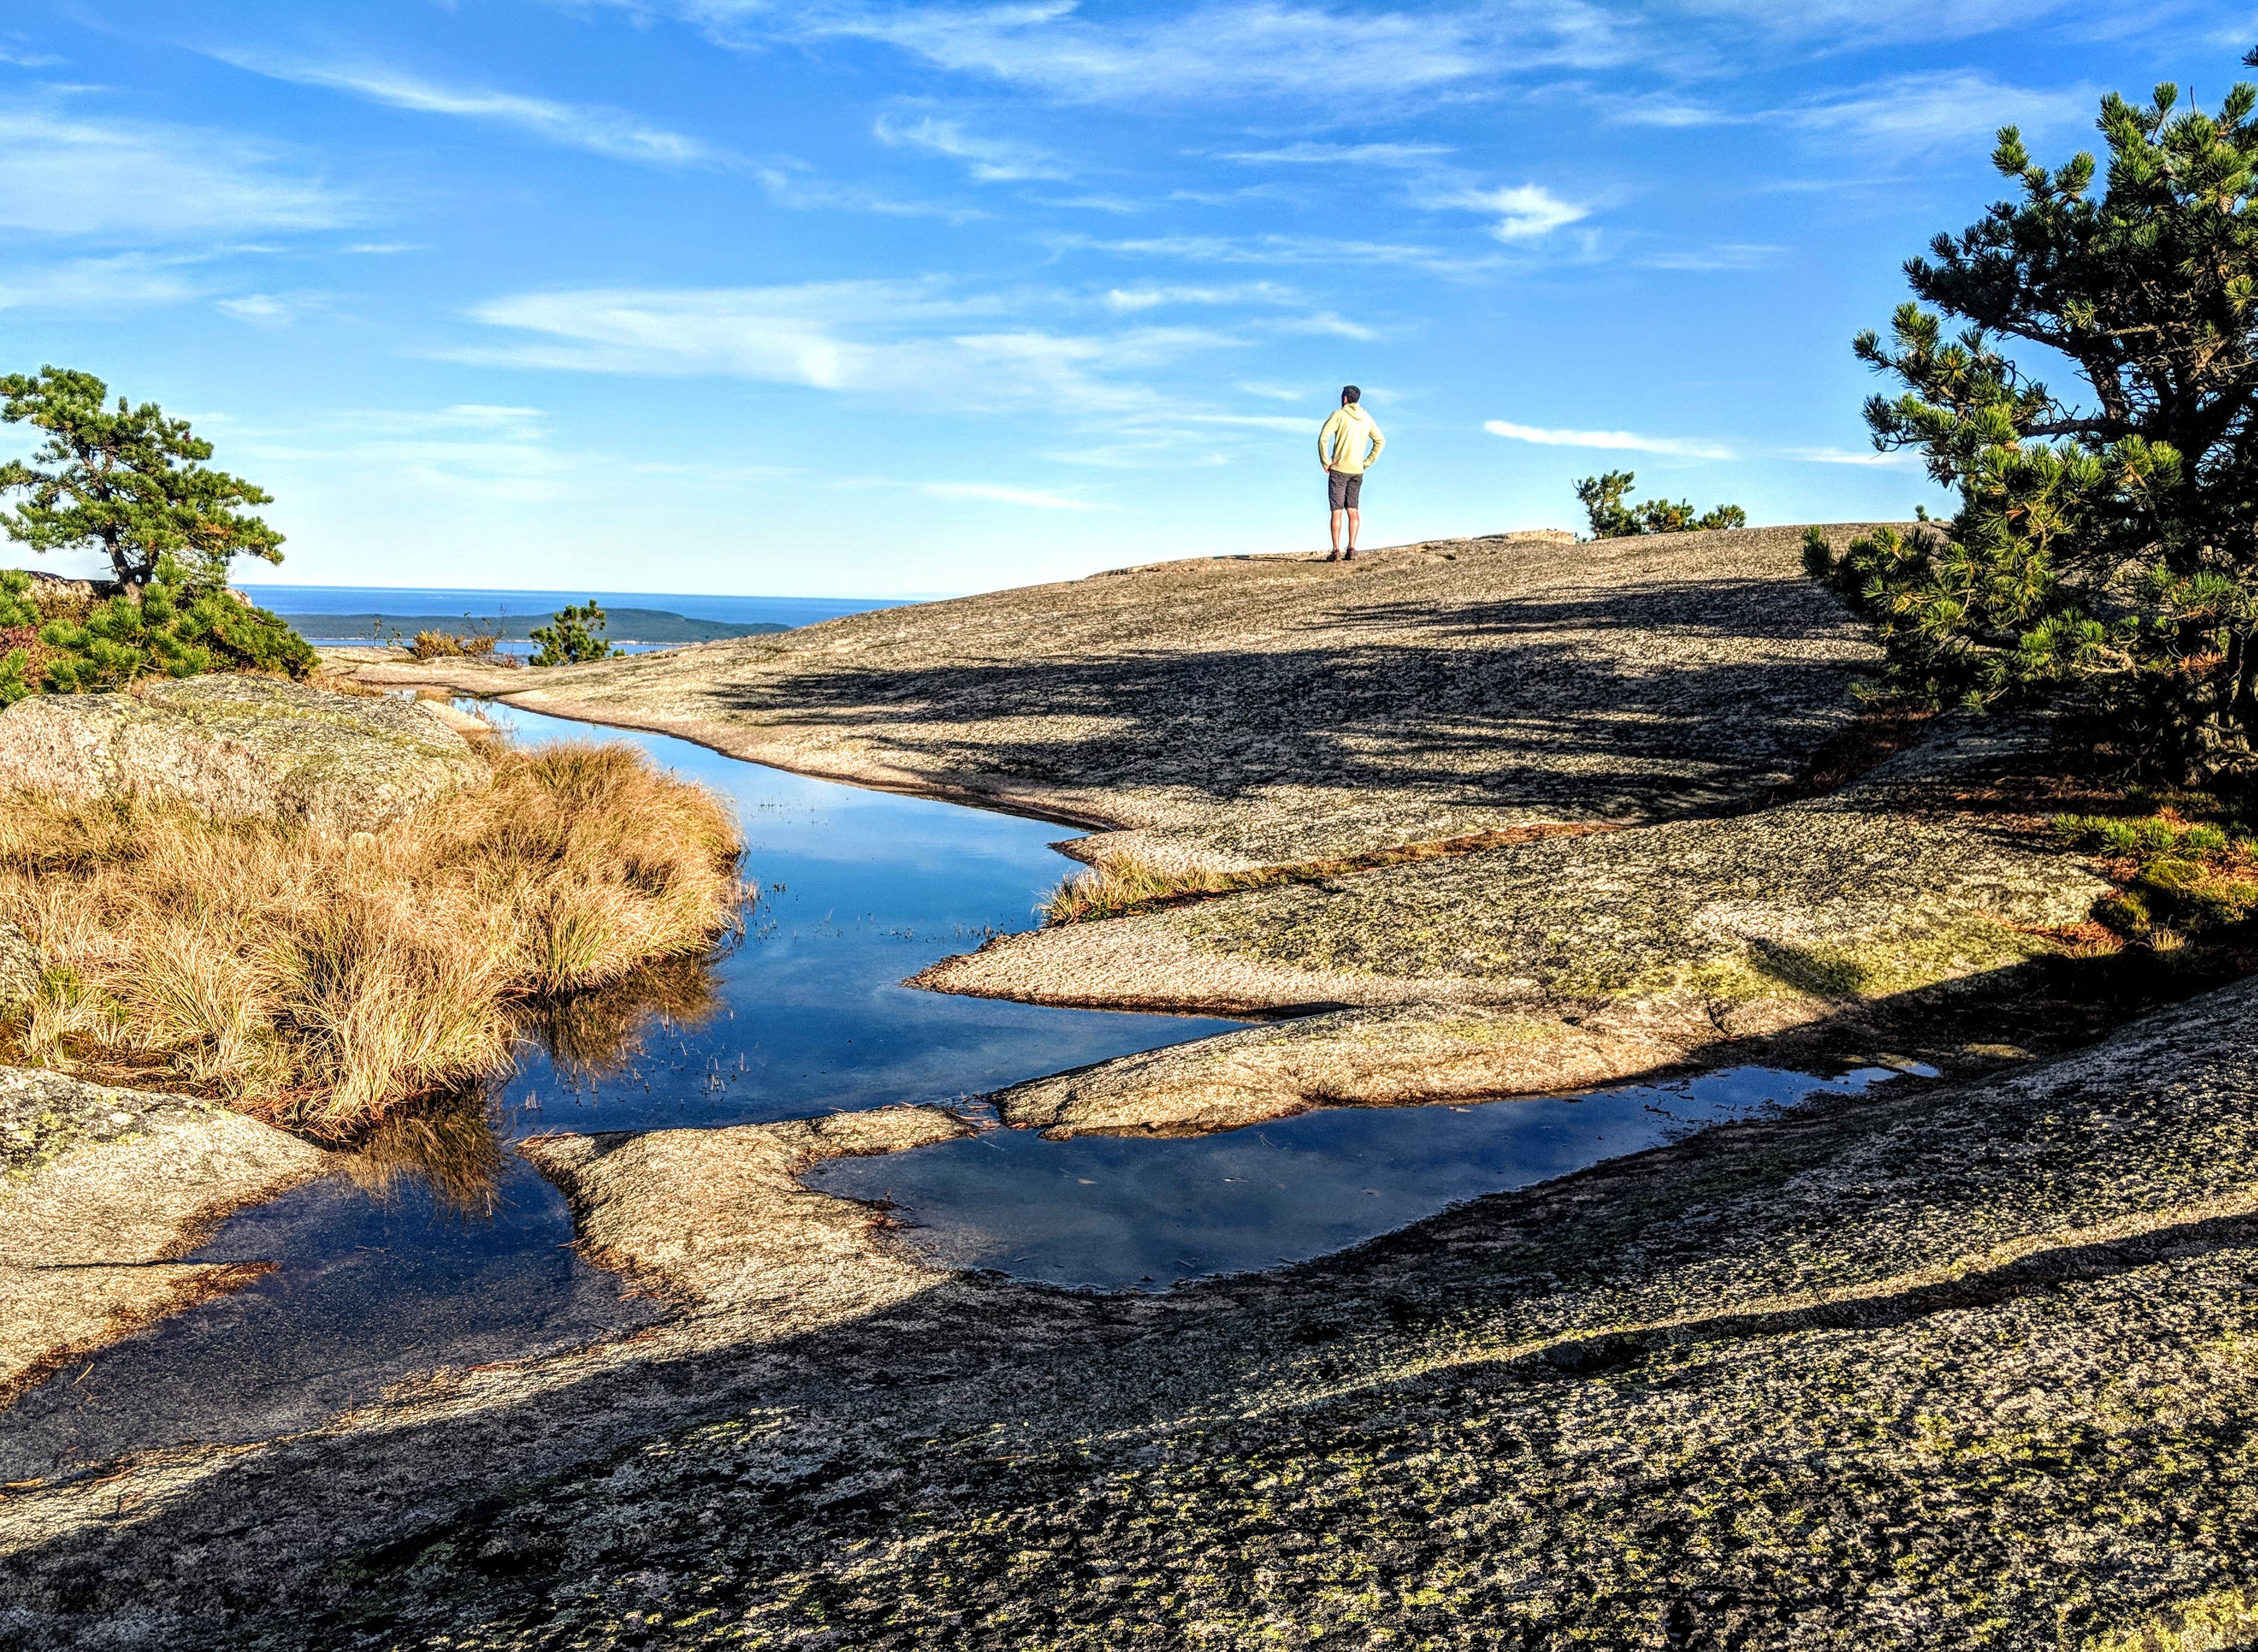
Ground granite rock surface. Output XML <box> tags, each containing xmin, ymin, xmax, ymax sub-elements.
<box><xmin>0</xmin><ymin>674</ymin><xmax>488</xmax><ymax>831</ymax></box>
<box><xmin>5</xmin><ymin>978</ymin><xmax>2256</xmax><ymax>1647</ymax></box>
<box><xmin>0</xmin><ymin>1066</ymin><xmax>330</xmax><ymax>1409</ymax></box>
<box><xmin>353</xmin><ymin>526</ymin><xmax>1892</xmax><ymax>871</ymax></box>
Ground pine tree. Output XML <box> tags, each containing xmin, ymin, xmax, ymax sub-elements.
<box><xmin>1806</xmin><ymin>51</ymin><xmax>2258</xmax><ymax>777</ymax></box>
<box><xmin>530</xmin><ymin>602</ymin><xmax>621</xmax><ymax>667</ymax></box>
<box><xmin>0</xmin><ymin>366</ymin><xmax>285</xmax><ymax>594</ymax></box>
<box><xmin>1575</xmin><ymin>470</ymin><xmax>1746</xmax><ymax>538</ymax></box>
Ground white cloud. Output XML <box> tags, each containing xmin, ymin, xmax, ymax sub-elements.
<box><xmin>458</xmin><ymin>280</ymin><xmax>1233</xmax><ymax>413</ymax></box>
<box><xmin>1484</xmin><ymin>419</ymin><xmax>1736</xmax><ymax>460</ymax></box>
<box><xmin>1182</xmin><ymin>412</ymin><xmax>1312</xmax><ymax>433</ymax></box>
<box><xmin>1436</xmin><ymin>182</ymin><xmax>1587</xmax><ymax>242</ymax></box>
<box><xmin>594</xmin><ymin>0</ymin><xmax>1635</xmax><ymax>103</ymax></box>
<box><xmin>873</xmin><ymin>112</ymin><xmax>1069</xmax><ymax>181</ymax></box>
<box><xmin>0</xmin><ymin>48</ymin><xmax>64</xmax><ymax>69</ymax></box>
<box><xmin>238</xmin><ymin>404</ymin><xmax>573</xmax><ymax>503</ymax></box>
<box><xmin>1219</xmin><ymin>141</ymin><xmax>1454</xmax><ymax>165</ymax></box>
<box><xmin>1624</xmin><ymin>70</ymin><xmax>2099</xmax><ymax>157</ymax></box>
<box><xmin>1781</xmin><ymin>70</ymin><xmax>2097</xmax><ymax>154</ymax></box>
<box><xmin>923</xmin><ymin>481</ymin><xmax>1099</xmax><ymax>509</ymax></box>
<box><xmin>1675</xmin><ymin>0</ymin><xmax>2073</xmax><ymax>46</ymax></box>
<box><xmin>216</xmin><ymin>293</ymin><xmax>293</xmax><ymax>324</ymax></box>
<box><xmin>1781</xmin><ymin>445</ymin><xmax>1917</xmax><ymax>466</ymax></box>
<box><xmin>753</xmin><ymin>161</ymin><xmax>986</xmax><ymax>220</ymax></box>
<box><xmin>0</xmin><ymin>251</ymin><xmax>209</xmax><ymax>309</ymax></box>
<box><xmin>1643</xmin><ymin>243</ymin><xmax>1783</xmax><ymax>270</ymax></box>
<box><xmin>1052</xmin><ymin>230</ymin><xmax>1499</xmax><ymax>277</ymax></box>
<box><xmin>205</xmin><ymin>51</ymin><xmax>726</xmax><ymax>166</ymax></box>
<box><xmin>0</xmin><ymin>102</ymin><xmax>349</xmax><ymax>237</ymax></box>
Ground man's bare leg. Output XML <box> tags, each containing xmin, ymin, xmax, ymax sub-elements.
<box><xmin>1345</xmin><ymin>506</ymin><xmax>1361</xmax><ymax>556</ymax></box>
<box><xmin>1330</xmin><ymin>507</ymin><xmax>1346</xmax><ymax>556</ymax></box>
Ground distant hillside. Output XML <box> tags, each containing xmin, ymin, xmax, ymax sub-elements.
<box><xmin>278</xmin><ymin>607</ymin><xmax>790</xmax><ymax>645</ymax></box>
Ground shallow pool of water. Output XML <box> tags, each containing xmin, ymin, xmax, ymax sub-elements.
<box><xmin>810</xmin><ymin>1065</ymin><xmax>1899</xmax><ymax>1291</ymax></box>
<box><xmin>10</xmin><ymin>706</ymin><xmax>1238</xmax><ymax>1473</ymax></box>
<box><xmin>7</xmin><ymin>704</ymin><xmax>1902</xmax><ymax>1476</ymax></box>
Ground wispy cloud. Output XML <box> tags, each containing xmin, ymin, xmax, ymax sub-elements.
<box><xmin>923</xmin><ymin>481</ymin><xmax>1099</xmax><ymax>508</ymax></box>
<box><xmin>233</xmin><ymin>404</ymin><xmax>578</xmax><ymax>503</ymax></box>
<box><xmin>1218</xmin><ymin>141</ymin><xmax>1454</xmax><ymax>165</ymax></box>
<box><xmin>205</xmin><ymin>50</ymin><xmax>726</xmax><ymax>166</ymax></box>
<box><xmin>751</xmin><ymin>161</ymin><xmax>986</xmax><ymax>220</ymax></box>
<box><xmin>1429</xmin><ymin>182</ymin><xmax>1587</xmax><ymax>242</ymax></box>
<box><xmin>1487</xmin><ymin>421</ymin><xmax>1926</xmax><ymax>466</ymax></box>
<box><xmin>457</xmin><ymin>279</ymin><xmax>1235</xmax><ymax>413</ymax></box>
<box><xmin>1780</xmin><ymin>70</ymin><xmax>2097</xmax><ymax>153</ymax></box>
<box><xmin>0</xmin><ymin>250</ymin><xmax>211</xmax><ymax>309</ymax></box>
<box><xmin>594</xmin><ymin>0</ymin><xmax>1635</xmax><ymax>104</ymax></box>
<box><xmin>1675</xmin><ymin>0</ymin><xmax>2074</xmax><ymax>48</ymax></box>
<box><xmin>1614</xmin><ymin>69</ymin><xmax>2097</xmax><ymax>158</ymax></box>
<box><xmin>1484</xmin><ymin>419</ymin><xmax>1737</xmax><ymax>460</ymax></box>
<box><xmin>215</xmin><ymin>293</ymin><xmax>295</xmax><ymax>324</ymax></box>
<box><xmin>1051</xmin><ymin>230</ymin><xmax>1500</xmax><ymax>277</ymax></box>
<box><xmin>1182</xmin><ymin>411</ymin><xmax>1312</xmax><ymax>433</ymax></box>
<box><xmin>1642</xmin><ymin>242</ymin><xmax>1783</xmax><ymax>270</ymax></box>
<box><xmin>0</xmin><ymin>100</ymin><xmax>350</xmax><ymax>237</ymax></box>
<box><xmin>1781</xmin><ymin>445</ymin><xmax>1917</xmax><ymax>466</ymax></box>
<box><xmin>874</xmin><ymin>112</ymin><xmax>1069</xmax><ymax>181</ymax></box>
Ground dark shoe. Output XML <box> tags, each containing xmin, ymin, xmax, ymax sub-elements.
<box><xmin>1343</xmin><ymin>547</ymin><xmax>1357</xmax><ymax>561</ymax></box>
<box><xmin>1324</xmin><ymin>550</ymin><xmax>1340</xmax><ymax>562</ymax></box>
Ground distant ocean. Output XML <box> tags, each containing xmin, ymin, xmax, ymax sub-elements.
<box><xmin>236</xmin><ymin>586</ymin><xmax>905</xmax><ymax>631</ymax></box>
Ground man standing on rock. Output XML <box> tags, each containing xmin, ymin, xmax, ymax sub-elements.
<box><xmin>1318</xmin><ymin>385</ymin><xmax>1385</xmax><ymax>561</ymax></box>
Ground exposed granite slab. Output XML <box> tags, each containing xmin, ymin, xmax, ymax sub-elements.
<box><xmin>989</xmin><ymin>1003</ymin><xmax>1689</xmax><ymax>1137</ymax></box>
<box><xmin>351</xmin><ymin>525</ymin><xmax>1893</xmax><ymax>871</ymax></box>
<box><xmin>520</xmin><ymin>1103</ymin><xmax>971</xmax><ymax>1315</ymax></box>
<box><xmin>0</xmin><ymin>1067</ymin><xmax>330</xmax><ymax>1408</ymax></box>
<box><xmin>0</xmin><ymin>674</ymin><xmax>487</xmax><ymax>833</ymax></box>
<box><xmin>919</xmin><ymin>722</ymin><xmax>2114</xmax><ymax>1082</ymax></box>
<box><xmin>7</xmin><ymin>972</ymin><xmax>2256</xmax><ymax>1646</ymax></box>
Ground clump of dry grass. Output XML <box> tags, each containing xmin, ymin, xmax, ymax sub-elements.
<box><xmin>0</xmin><ymin>741</ymin><xmax>743</xmax><ymax>1137</ymax></box>
<box><xmin>1043</xmin><ymin>855</ymin><xmax>1276</xmax><ymax>924</ymax></box>
<box><xmin>407</xmin><ymin>627</ymin><xmax>514</xmax><ymax>667</ymax></box>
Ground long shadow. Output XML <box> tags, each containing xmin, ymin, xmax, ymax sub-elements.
<box><xmin>8</xmin><ymin>972</ymin><xmax>2253</xmax><ymax>1647</ymax></box>
<box><xmin>710</xmin><ymin>615</ymin><xmax>1870</xmax><ymax>823</ymax></box>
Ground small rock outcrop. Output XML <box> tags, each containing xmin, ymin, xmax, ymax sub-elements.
<box><xmin>0</xmin><ymin>1065</ymin><xmax>330</xmax><ymax>1408</ymax></box>
<box><xmin>0</xmin><ymin>674</ymin><xmax>489</xmax><ymax>831</ymax></box>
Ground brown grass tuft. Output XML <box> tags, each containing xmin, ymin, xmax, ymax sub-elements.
<box><xmin>0</xmin><ymin>740</ymin><xmax>744</xmax><ymax>1136</ymax></box>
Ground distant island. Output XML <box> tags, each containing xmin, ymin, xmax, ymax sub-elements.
<box><xmin>277</xmin><ymin>607</ymin><xmax>791</xmax><ymax>646</ymax></box>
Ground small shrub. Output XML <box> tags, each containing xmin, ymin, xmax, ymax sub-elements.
<box><xmin>21</xmin><ymin>556</ymin><xmax>314</xmax><ymax>694</ymax></box>
<box><xmin>408</xmin><ymin>627</ymin><xmax>510</xmax><ymax>666</ymax></box>
<box><xmin>529</xmin><ymin>601</ymin><xmax>620</xmax><ymax>667</ymax></box>
<box><xmin>1575</xmin><ymin>470</ymin><xmax>1745</xmax><ymax>539</ymax></box>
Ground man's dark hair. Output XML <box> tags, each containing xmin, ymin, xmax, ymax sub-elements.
<box><xmin>1341</xmin><ymin>385</ymin><xmax>1360</xmax><ymax>403</ymax></box>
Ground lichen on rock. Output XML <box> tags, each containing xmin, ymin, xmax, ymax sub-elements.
<box><xmin>0</xmin><ymin>673</ymin><xmax>489</xmax><ymax>832</ymax></box>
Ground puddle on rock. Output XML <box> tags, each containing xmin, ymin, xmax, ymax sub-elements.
<box><xmin>0</xmin><ymin>1159</ymin><xmax>662</xmax><ymax>1482</ymax></box>
<box><xmin>6</xmin><ymin>703</ymin><xmax>1239</xmax><ymax>1476</ymax></box>
<box><xmin>808</xmin><ymin>1065</ymin><xmax>1902</xmax><ymax>1291</ymax></box>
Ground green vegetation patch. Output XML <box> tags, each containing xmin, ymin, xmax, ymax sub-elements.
<box><xmin>2052</xmin><ymin>811</ymin><xmax>2258</xmax><ymax>939</ymax></box>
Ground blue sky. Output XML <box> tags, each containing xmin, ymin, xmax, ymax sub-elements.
<box><xmin>0</xmin><ymin>1</ymin><xmax>2244</xmax><ymax>597</ymax></box>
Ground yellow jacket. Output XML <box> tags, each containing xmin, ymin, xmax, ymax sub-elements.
<box><xmin>1318</xmin><ymin>405</ymin><xmax>1386</xmax><ymax>475</ymax></box>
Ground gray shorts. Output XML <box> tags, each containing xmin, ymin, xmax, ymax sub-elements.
<box><xmin>1327</xmin><ymin>469</ymin><xmax>1363</xmax><ymax>511</ymax></box>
